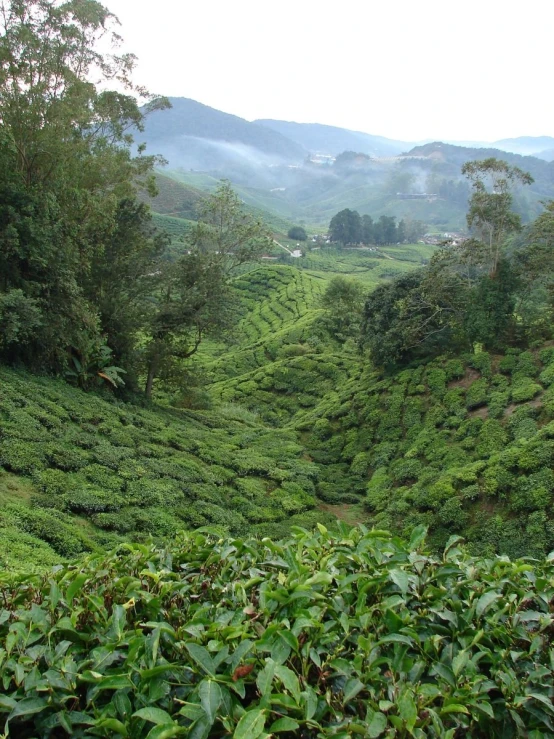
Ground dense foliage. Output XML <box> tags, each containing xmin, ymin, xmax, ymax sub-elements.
<box><xmin>298</xmin><ymin>348</ymin><xmax>554</xmax><ymax>557</ymax></box>
<box><xmin>361</xmin><ymin>160</ymin><xmax>554</xmax><ymax>369</ymax></box>
<box><xmin>328</xmin><ymin>209</ymin><xmax>426</xmax><ymax>246</ymax></box>
<box><xmin>0</xmin><ymin>0</ymin><xmax>272</xmax><ymax>398</ymax></box>
<box><xmin>3</xmin><ymin>526</ymin><xmax>554</xmax><ymax>737</ymax></box>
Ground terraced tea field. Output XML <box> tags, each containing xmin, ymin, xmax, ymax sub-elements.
<box><xmin>0</xmin><ymin>367</ymin><xmax>335</xmax><ymax>571</ymax></box>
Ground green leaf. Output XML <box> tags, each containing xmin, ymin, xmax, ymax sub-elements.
<box><xmin>343</xmin><ymin>677</ymin><xmax>365</xmax><ymax>703</ymax></box>
<box><xmin>256</xmin><ymin>659</ymin><xmax>276</xmax><ymax>697</ymax></box>
<box><xmin>378</xmin><ymin>633</ymin><xmax>413</xmax><ymax>646</ymax></box>
<box><xmin>303</xmin><ymin>686</ymin><xmax>318</xmax><ymax>720</ymax></box>
<box><xmin>443</xmin><ymin>535</ymin><xmax>465</xmax><ymax>556</ymax></box>
<box><xmin>185</xmin><ymin>643</ymin><xmax>216</xmax><ymax>676</ymax></box>
<box><xmin>133</xmin><ymin>707</ymin><xmax>174</xmax><ymax>725</ymax></box>
<box><xmin>398</xmin><ymin>690</ymin><xmax>417</xmax><ymax>731</ymax></box>
<box><xmin>199</xmin><ymin>679</ymin><xmax>222</xmax><ymax>724</ymax></box>
<box><xmin>452</xmin><ymin>650</ymin><xmax>468</xmax><ymax>676</ymax></box>
<box><xmin>145</xmin><ymin>724</ymin><xmax>187</xmax><ymax>739</ymax></box>
<box><xmin>476</xmin><ymin>591</ymin><xmax>500</xmax><ymax>618</ymax></box>
<box><xmin>8</xmin><ymin>697</ymin><xmax>48</xmax><ymax>722</ymax></box>
<box><xmin>409</xmin><ymin>525</ymin><xmax>428</xmax><ymax>550</ymax></box>
<box><xmin>367</xmin><ymin>711</ymin><xmax>388</xmax><ymax>737</ymax></box>
<box><xmin>389</xmin><ymin>569</ymin><xmax>409</xmax><ymax>595</ymax></box>
<box><xmin>234</xmin><ymin>708</ymin><xmax>266</xmax><ymax>739</ymax></box>
<box><xmin>304</xmin><ymin>571</ymin><xmax>333</xmax><ymax>587</ymax></box>
<box><xmin>65</xmin><ymin>573</ymin><xmax>88</xmax><ymax>603</ymax></box>
<box><xmin>269</xmin><ymin>717</ymin><xmax>300</xmax><ymax>733</ymax></box>
<box><xmin>94</xmin><ymin>718</ymin><xmax>128</xmax><ymax>736</ymax></box>
<box><xmin>440</xmin><ymin>704</ymin><xmax>470</xmax><ymax>715</ymax></box>
<box><xmin>275</xmin><ymin>664</ymin><xmax>301</xmax><ymax>704</ymax></box>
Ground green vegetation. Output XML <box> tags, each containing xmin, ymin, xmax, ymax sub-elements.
<box><xmin>4</xmin><ymin>1</ymin><xmax>554</xmax><ymax>735</ymax></box>
<box><xmin>298</xmin><ymin>348</ymin><xmax>554</xmax><ymax>557</ymax></box>
<box><xmin>0</xmin><ymin>365</ymin><xmax>335</xmax><ymax>572</ymax></box>
<box><xmin>4</xmin><ymin>526</ymin><xmax>554</xmax><ymax>737</ymax></box>
<box><xmin>328</xmin><ymin>209</ymin><xmax>426</xmax><ymax>246</ymax></box>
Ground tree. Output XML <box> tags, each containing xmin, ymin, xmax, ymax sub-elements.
<box><xmin>329</xmin><ymin>208</ymin><xmax>361</xmax><ymax>245</ymax></box>
<box><xmin>462</xmin><ymin>158</ymin><xmax>533</xmax><ymax>277</ymax></box>
<box><xmin>361</xmin><ymin>215</ymin><xmax>374</xmax><ymax>244</ymax></box>
<box><xmin>288</xmin><ymin>226</ymin><xmax>307</xmax><ymax>241</ymax></box>
<box><xmin>397</xmin><ymin>219</ymin><xmax>407</xmax><ymax>244</ymax></box>
<box><xmin>360</xmin><ymin>267</ymin><xmax>468</xmax><ymax>369</ymax></box>
<box><xmin>143</xmin><ymin>182</ymin><xmax>272</xmax><ymax>398</ymax></box>
<box><xmin>512</xmin><ymin>200</ymin><xmax>554</xmax><ymax>340</ymax></box>
<box><xmin>0</xmin><ymin>0</ymin><xmax>168</xmax><ymax>376</ymax></box>
<box><xmin>320</xmin><ymin>276</ymin><xmax>366</xmax><ymax>343</ymax></box>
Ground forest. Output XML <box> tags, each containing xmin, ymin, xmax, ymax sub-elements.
<box><xmin>1</xmin><ymin>0</ymin><xmax>554</xmax><ymax>736</ymax></box>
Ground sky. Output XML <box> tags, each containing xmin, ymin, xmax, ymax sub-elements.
<box><xmin>102</xmin><ymin>0</ymin><xmax>553</xmax><ymax>143</ymax></box>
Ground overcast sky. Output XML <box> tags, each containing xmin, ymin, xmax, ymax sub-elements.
<box><xmin>103</xmin><ymin>0</ymin><xmax>552</xmax><ymax>143</ymax></box>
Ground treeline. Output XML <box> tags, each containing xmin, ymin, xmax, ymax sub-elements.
<box><xmin>328</xmin><ymin>208</ymin><xmax>426</xmax><ymax>245</ymax></box>
<box><xmin>359</xmin><ymin>159</ymin><xmax>554</xmax><ymax>367</ymax></box>
<box><xmin>0</xmin><ymin>0</ymin><xmax>271</xmax><ymax>398</ymax></box>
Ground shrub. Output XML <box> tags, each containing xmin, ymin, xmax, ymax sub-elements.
<box><xmin>539</xmin><ymin>363</ymin><xmax>554</xmax><ymax>387</ymax></box>
<box><xmin>511</xmin><ymin>378</ymin><xmax>542</xmax><ymax>403</ymax></box>
<box><xmin>466</xmin><ymin>378</ymin><xmax>489</xmax><ymax>409</ymax></box>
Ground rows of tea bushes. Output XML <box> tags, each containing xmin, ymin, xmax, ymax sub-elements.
<box><xmin>2</xmin><ymin>525</ymin><xmax>554</xmax><ymax>737</ymax></box>
<box><xmin>297</xmin><ymin>347</ymin><xmax>554</xmax><ymax>557</ymax></box>
<box><xmin>197</xmin><ymin>266</ymin><xmax>327</xmax><ymax>385</ymax></box>
<box><xmin>212</xmin><ymin>354</ymin><xmax>361</xmax><ymax>426</ymax></box>
<box><xmin>0</xmin><ymin>367</ymin><xmax>335</xmax><ymax>571</ymax></box>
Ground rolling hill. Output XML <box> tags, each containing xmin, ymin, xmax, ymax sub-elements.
<box><xmin>137</xmin><ymin>97</ymin><xmax>306</xmax><ymax>171</ymax></box>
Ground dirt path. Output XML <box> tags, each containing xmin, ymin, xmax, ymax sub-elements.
<box><xmin>318</xmin><ymin>503</ymin><xmax>366</xmax><ymax>526</ymax></box>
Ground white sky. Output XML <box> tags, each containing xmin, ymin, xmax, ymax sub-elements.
<box><xmin>103</xmin><ymin>0</ymin><xmax>553</xmax><ymax>143</ymax></box>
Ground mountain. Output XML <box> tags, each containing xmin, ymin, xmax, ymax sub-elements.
<box><xmin>492</xmin><ymin>135</ymin><xmax>554</xmax><ymax>157</ymax></box>
<box><xmin>254</xmin><ymin>119</ymin><xmax>413</xmax><ymax>157</ymax></box>
<box><xmin>406</xmin><ymin>142</ymin><xmax>554</xmax><ymax>196</ymax></box>
<box><xmin>137</xmin><ymin>97</ymin><xmax>306</xmax><ymax>170</ymax></box>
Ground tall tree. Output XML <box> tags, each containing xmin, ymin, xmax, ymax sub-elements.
<box><xmin>462</xmin><ymin>158</ymin><xmax>533</xmax><ymax>277</ymax></box>
<box><xmin>361</xmin><ymin>214</ymin><xmax>374</xmax><ymax>244</ymax></box>
<box><xmin>320</xmin><ymin>276</ymin><xmax>366</xmax><ymax>343</ymax></box>
<box><xmin>329</xmin><ymin>208</ymin><xmax>361</xmax><ymax>245</ymax></box>
<box><xmin>0</xmin><ymin>0</ymin><xmax>168</xmax><ymax>375</ymax></box>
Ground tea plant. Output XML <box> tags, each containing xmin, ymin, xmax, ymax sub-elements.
<box><xmin>2</xmin><ymin>525</ymin><xmax>554</xmax><ymax>737</ymax></box>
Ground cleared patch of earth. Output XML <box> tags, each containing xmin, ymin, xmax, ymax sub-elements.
<box><xmin>318</xmin><ymin>503</ymin><xmax>367</xmax><ymax>526</ymax></box>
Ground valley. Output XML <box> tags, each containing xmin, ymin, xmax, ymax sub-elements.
<box><xmin>2</xmin><ymin>3</ymin><xmax>554</xmax><ymax>734</ymax></box>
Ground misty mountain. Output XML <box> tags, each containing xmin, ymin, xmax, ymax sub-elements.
<box><xmin>407</xmin><ymin>141</ymin><xmax>554</xmax><ymax>191</ymax></box>
<box><xmin>137</xmin><ymin>98</ymin><xmax>306</xmax><ymax>171</ymax></box>
<box><xmin>492</xmin><ymin>136</ymin><xmax>554</xmax><ymax>158</ymax></box>
<box><xmin>254</xmin><ymin>120</ymin><xmax>412</xmax><ymax>157</ymax></box>
<box><xmin>536</xmin><ymin>150</ymin><xmax>554</xmax><ymax>163</ymax></box>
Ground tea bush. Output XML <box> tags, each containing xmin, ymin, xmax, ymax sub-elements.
<box><xmin>3</xmin><ymin>527</ymin><xmax>554</xmax><ymax>737</ymax></box>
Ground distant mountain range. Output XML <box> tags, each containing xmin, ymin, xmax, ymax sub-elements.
<box><xmin>138</xmin><ymin>98</ymin><xmax>554</xmax><ymax>232</ymax></box>
<box><xmin>138</xmin><ymin>98</ymin><xmax>554</xmax><ymax>172</ymax></box>
<box><xmin>139</xmin><ymin>97</ymin><xmax>306</xmax><ymax>170</ymax></box>
<box><xmin>253</xmin><ymin>120</ymin><xmax>411</xmax><ymax>158</ymax></box>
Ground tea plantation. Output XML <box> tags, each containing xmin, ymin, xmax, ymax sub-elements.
<box><xmin>296</xmin><ymin>347</ymin><xmax>554</xmax><ymax>558</ymax></box>
<box><xmin>0</xmin><ymin>367</ymin><xmax>338</xmax><ymax>572</ymax></box>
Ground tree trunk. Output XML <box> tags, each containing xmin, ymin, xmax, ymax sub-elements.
<box><xmin>145</xmin><ymin>363</ymin><xmax>156</xmax><ymax>399</ymax></box>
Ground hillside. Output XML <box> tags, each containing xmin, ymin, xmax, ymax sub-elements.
<box><xmin>140</xmin><ymin>172</ymin><xmax>206</xmax><ymax>220</ymax></box>
<box><xmin>407</xmin><ymin>142</ymin><xmax>554</xmax><ymax>195</ymax></box>
<box><xmin>137</xmin><ymin>98</ymin><xmax>306</xmax><ymax>169</ymax></box>
<box><xmin>0</xmin><ymin>366</ymin><xmax>336</xmax><ymax>572</ymax></box>
<box><xmin>493</xmin><ymin>135</ymin><xmax>554</xmax><ymax>157</ymax></box>
<box><xmin>254</xmin><ymin>119</ymin><xmax>412</xmax><ymax>157</ymax></box>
